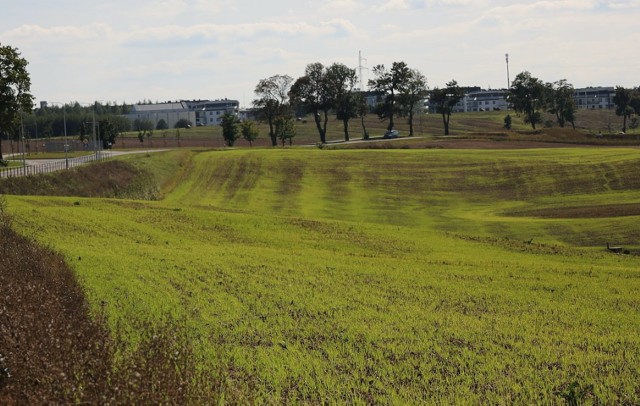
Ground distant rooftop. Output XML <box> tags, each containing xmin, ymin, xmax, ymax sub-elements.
<box><xmin>131</xmin><ymin>102</ymin><xmax>188</xmax><ymax>112</ymax></box>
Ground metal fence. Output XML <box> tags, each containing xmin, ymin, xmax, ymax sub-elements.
<box><xmin>1</xmin><ymin>152</ymin><xmax>111</xmax><ymax>179</ymax></box>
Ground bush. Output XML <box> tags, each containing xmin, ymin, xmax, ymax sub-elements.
<box><xmin>174</xmin><ymin>119</ymin><xmax>192</xmax><ymax>129</ymax></box>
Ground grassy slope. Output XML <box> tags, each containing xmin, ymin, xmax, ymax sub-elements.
<box><xmin>5</xmin><ymin>148</ymin><xmax>640</xmax><ymax>404</ymax></box>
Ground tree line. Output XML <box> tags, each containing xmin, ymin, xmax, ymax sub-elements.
<box><xmin>3</xmin><ymin>42</ymin><xmax>640</xmax><ymax>157</ymax></box>
<box><xmin>249</xmin><ymin>64</ymin><xmax>640</xmax><ymax>145</ymax></box>
<box><xmin>248</xmin><ymin>61</ymin><xmax>433</xmax><ymax>146</ymax></box>
<box><xmin>507</xmin><ymin>71</ymin><xmax>640</xmax><ymax>132</ymax></box>
<box><xmin>23</xmin><ymin>102</ymin><xmax>132</xmax><ymax>143</ymax></box>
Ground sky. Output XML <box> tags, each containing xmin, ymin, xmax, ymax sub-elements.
<box><xmin>1</xmin><ymin>0</ymin><xmax>639</xmax><ymax>107</ymax></box>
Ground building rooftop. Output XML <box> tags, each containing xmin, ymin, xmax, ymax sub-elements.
<box><xmin>131</xmin><ymin>102</ymin><xmax>188</xmax><ymax>112</ymax></box>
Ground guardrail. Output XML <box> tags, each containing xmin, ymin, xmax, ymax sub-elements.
<box><xmin>0</xmin><ymin>152</ymin><xmax>111</xmax><ymax>179</ymax></box>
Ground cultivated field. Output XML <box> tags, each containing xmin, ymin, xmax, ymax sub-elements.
<box><xmin>4</xmin><ymin>147</ymin><xmax>640</xmax><ymax>403</ymax></box>
<box><xmin>111</xmin><ymin>109</ymin><xmax>639</xmax><ymax>149</ymax></box>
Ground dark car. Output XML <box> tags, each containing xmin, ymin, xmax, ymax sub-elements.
<box><xmin>383</xmin><ymin>130</ymin><xmax>399</xmax><ymax>139</ymax></box>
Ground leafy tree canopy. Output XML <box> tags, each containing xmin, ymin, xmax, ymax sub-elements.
<box><xmin>508</xmin><ymin>71</ymin><xmax>546</xmax><ymax>129</ymax></box>
<box><xmin>430</xmin><ymin>80</ymin><xmax>463</xmax><ymax>135</ymax></box>
<box><xmin>220</xmin><ymin>112</ymin><xmax>240</xmax><ymax>147</ymax></box>
<box><xmin>253</xmin><ymin>74</ymin><xmax>293</xmax><ymax>146</ymax></box>
<box><xmin>0</xmin><ymin>43</ymin><xmax>34</xmax><ymax>159</ymax></box>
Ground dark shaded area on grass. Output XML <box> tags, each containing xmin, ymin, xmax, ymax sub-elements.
<box><xmin>0</xmin><ymin>206</ymin><xmax>218</xmax><ymax>404</ymax></box>
<box><xmin>0</xmin><ymin>160</ymin><xmax>159</xmax><ymax>200</ymax></box>
<box><xmin>508</xmin><ymin>203</ymin><xmax>640</xmax><ymax>219</ymax></box>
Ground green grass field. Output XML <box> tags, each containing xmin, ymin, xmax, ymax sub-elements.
<box><xmin>5</xmin><ymin>147</ymin><xmax>640</xmax><ymax>403</ymax></box>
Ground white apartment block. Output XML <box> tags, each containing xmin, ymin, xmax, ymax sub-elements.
<box><xmin>573</xmin><ymin>87</ymin><xmax>615</xmax><ymax>109</ymax></box>
<box><xmin>446</xmin><ymin>86</ymin><xmax>616</xmax><ymax>113</ymax></box>
<box><xmin>454</xmin><ymin>89</ymin><xmax>510</xmax><ymax>113</ymax></box>
<box><xmin>184</xmin><ymin>99</ymin><xmax>239</xmax><ymax>126</ymax></box>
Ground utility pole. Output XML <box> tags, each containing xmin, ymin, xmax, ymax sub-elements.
<box><xmin>358</xmin><ymin>50</ymin><xmax>369</xmax><ymax>91</ymax></box>
<box><xmin>505</xmin><ymin>53</ymin><xmax>510</xmax><ymax>89</ymax></box>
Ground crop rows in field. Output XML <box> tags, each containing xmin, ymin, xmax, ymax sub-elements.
<box><xmin>7</xmin><ymin>148</ymin><xmax>640</xmax><ymax>403</ymax></box>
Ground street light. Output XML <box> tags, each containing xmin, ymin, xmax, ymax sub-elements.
<box><xmin>92</xmin><ymin>105</ymin><xmax>97</xmax><ymax>159</ymax></box>
<box><xmin>78</xmin><ymin>101</ymin><xmax>104</xmax><ymax>160</ymax></box>
<box><xmin>20</xmin><ymin>111</ymin><xmax>26</xmax><ymax>173</ymax></box>
<box><xmin>50</xmin><ymin>102</ymin><xmax>70</xmax><ymax>169</ymax></box>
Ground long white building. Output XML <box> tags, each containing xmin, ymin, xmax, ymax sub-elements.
<box><xmin>446</xmin><ymin>86</ymin><xmax>616</xmax><ymax>113</ymax></box>
<box><xmin>125</xmin><ymin>99</ymin><xmax>240</xmax><ymax>128</ymax></box>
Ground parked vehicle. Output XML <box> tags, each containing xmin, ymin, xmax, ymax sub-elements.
<box><xmin>383</xmin><ymin>130</ymin><xmax>399</xmax><ymax>139</ymax></box>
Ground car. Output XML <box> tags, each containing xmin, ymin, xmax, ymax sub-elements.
<box><xmin>383</xmin><ymin>129</ymin><xmax>399</xmax><ymax>139</ymax></box>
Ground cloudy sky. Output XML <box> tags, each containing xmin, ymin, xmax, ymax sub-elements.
<box><xmin>2</xmin><ymin>0</ymin><xmax>638</xmax><ymax>107</ymax></box>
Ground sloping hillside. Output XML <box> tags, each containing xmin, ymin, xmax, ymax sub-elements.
<box><xmin>3</xmin><ymin>148</ymin><xmax>639</xmax><ymax>404</ymax></box>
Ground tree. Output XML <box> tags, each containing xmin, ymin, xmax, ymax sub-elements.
<box><xmin>326</xmin><ymin>63</ymin><xmax>358</xmax><ymax>141</ymax></box>
<box><xmin>289</xmin><ymin>63</ymin><xmax>332</xmax><ymax>144</ymax></box>
<box><xmin>508</xmin><ymin>71</ymin><xmax>546</xmax><ymax>129</ymax></box>
<box><xmin>630</xmin><ymin>88</ymin><xmax>640</xmax><ymax>116</ymax></box>
<box><xmin>613</xmin><ymin>86</ymin><xmax>634</xmax><ymax>133</ymax></box>
<box><xmin>429</xmin><ymin>80</ymin><xmax>464</xmax><ymax>135</ymax></box>
<box><xmin>156</xmin><ymin>118</ymin><xmax>168</xmax><ymax>130</ymax></box>
<box><xmin>219</xmin><ymin>112</ymin><xmax>240</xmax><ymax>146</ymax></box>
<box><xmin>134</xmin><ymin>118</ymin><xmax>154</xmax><ymax>132</ymax></box>
<box><xmin>0</xmin><ymin>44</ymin><xmax>34</xmax><ymax>160</ymax></box>
<box><xmin>275</xmin><ymin>116</ymin><xmax>296</xmax><ymax>146</ymax></box>
<box><xmin>174</xmin><ymin>118</ymin><xmax>192</xmax><ymax>129</ymax></box>
<box><xmin>98</xmin><ymin>117</ymin><xmax>119</xmax><ymax>149</ymax></box>
<box><xmin>398</xmin><ymin>69</ymin><xmax>428</xmax><ymax>136</ymax></box>
<box><xmin>368</xmin><ymin>61</ymin><xmax>411</xmax><ymax>131</ymax></box>
<box><xmin>355</xmin><ymin>91</ymin><xmax>370</xmax><ymax>140</ymax></box>
<box><xmin>545</xmin><ymin>79</ymin><xmax>576</xmax><ymax>129</ymax></box>
<box><xmin>253</xmin><ymin>74</ymin><xmax>293</xmax><ymax>146</ymax></box>
<box><xmin>241</xmin><ymin>120</ymin><xmax>259</xmax><ymax>147</ymax></box>
<box><xmin>504</xmin><ymin>114</ymin><xmax>512</xmax><ymax>130</ymax></box>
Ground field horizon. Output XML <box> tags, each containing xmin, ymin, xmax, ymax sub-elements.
<box><xmin>3</xmin><ymin>146</ymin><xmax>640</xmax><ymax>403</ymax></box>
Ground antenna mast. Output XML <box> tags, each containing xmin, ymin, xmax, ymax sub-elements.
<box><xmin>358</xmin><ymin>50</ymin><xmax>369</xmax><ymax>90</ymax></box>
<box><xmin>505</xmin><ymin>53</ymin><xmax>510</xmax><ymax>89</ymax></box>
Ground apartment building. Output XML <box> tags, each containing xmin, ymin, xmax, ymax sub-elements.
<box><xmin>573</xmin><ymin>87</ymin><xmax>615</xmax><ymax>109</ymax></box>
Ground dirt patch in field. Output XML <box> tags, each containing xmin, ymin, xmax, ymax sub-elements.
<box><xmin>423</xmin><ymin>138</ymin><xmax>599</xmax><ymax>149</ymax></box>
<box><xmin>508</xmin><ymin>203</ymin><xmax>640</xmax><ymax>219</ymax></box>
<box><xmin>0</xmin><ymin>210</ymin><xmax>219</xmax><ymax>403</ymax></box>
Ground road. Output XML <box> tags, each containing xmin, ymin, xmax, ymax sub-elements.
<box><xmin>0</xmin><ymin>149</ymin><xmax>169</xmax><ymax>179</ymax></box>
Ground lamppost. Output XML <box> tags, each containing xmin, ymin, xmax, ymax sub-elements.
<box><xmin>79</xmin><ymin>101</ymin><xmax>104</xmax><ymax>160</ymax></box>
<box><xmin>50</xmin><ymin>102</ymin><xmax>70</xmax><ymax>169</ymax></box>
<box><xmin>92</xmin><ymin>105</ymin><xmax>97</xmax><ymax>159</ymax></box>
<box><xmin>505</xmin><ymin>53</ymin><xmax>510</xmax><ymax>89</ymax></box>
<box><xmin>20</xmin><ymin>111</ymin><xmax>26</xmax><ymax>173</ymax></box>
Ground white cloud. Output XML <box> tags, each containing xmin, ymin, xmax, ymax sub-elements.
<box><xmin>2</xmin><ymin>0</ymin><xmax>638</xmax><ymax>104</ymax></box>
<box><xmin>122</xmin><ymin>20</ymin><xmax>358</xmax><ymax>47</ymax></box>
<box><xmin>374</xmin><ymin>0</ymin><xmax>410</xmax><ymax>12</ymax></box>
<box><xmin>319</xmin><ymin>0</ymin><xmax>363</xmax><ymax>13</ymax></box>
<box><xmin>5</xmin><ymin>23</ymin><xmax>115</xmax><ymax>43</ymax></box>
<box><xmin>604</xmin><ymin>0</ymin><xmax>640</xmax><ymax>8</ymax></box>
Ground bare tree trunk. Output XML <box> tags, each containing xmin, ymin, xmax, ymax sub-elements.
<box><xmin>361</xmin><ymin>116</ymin><xmax>369</xmax><ymax>140</ymax></box>
<box><xmin>268</xmin><ymin>117</ymin><xmax>277</xmax><ymax>146</ymax></box>
<box><xmin>442</xmin><ymin>113</ymin><xmax>449</xmax><ymax>135</ymax></box>
<box><xmin>342</xmin><ymin>118</ymin><xmax>350</xmax><ymax>141</ymax></box>
<box><xmin>408</xmin><ymin>111</ymin><xmax>414</xmax><ymax>136</ymax></box>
